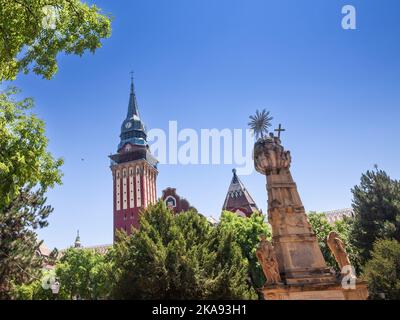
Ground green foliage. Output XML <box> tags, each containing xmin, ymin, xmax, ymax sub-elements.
<box><xmin>0</xmin><ymin>87</ymin><xmax>62</xmax><ymax>298</ymax></box>
<box><xmin>0</xmin><ymin>0</ymin><xmax>110</xmax><ymax>299</ymax></box>
<box><xmin>0</xmin><ymin>87</ymin><xmax>63</xmax><ymax>208</ymax></box>
<box><xmin>219</xmin><ymin>211</ymin><xmax>271</xmax><ymax>290</ymax></box>
<box><xmin>350</xmin><ymin>167</ymin><xmax>400</xmax><ymax>265</ymax></box>
<box><xmin>0</xmin><ymin>188</ymin><xmax>53</xmax><ymax>298</ymax></box>
<box><xmin>206</xmin><ymin>226</ymin><xmax>256</xmax><ymax>299</ymax></box>
<box><xmin>12</xmin><ymin>269</ymin><xmax>62</xmax><ymax>300</ymax></box>
<box><xmin>307</xmin><ymin>212</ymin><xmax>359</xmax><ymax>272</ymax></box>
<box><xmin>363</xmin><ymin>239</ymin><xmax>400</xmax><ymax>300</ymax></box>
<box><xmin>111</xmin><ymin>202</ymin><xmax>256</xmax><ymax>300</ymax></box>
<box><xmin>0</xmin><ymin>0</ymin><xmax>111</xmax><ymax>81</ymax></box>
<box><xmin>56</xmin><ymin>248</ymin><xmax>112</xmax><ymax>300</ymax></box>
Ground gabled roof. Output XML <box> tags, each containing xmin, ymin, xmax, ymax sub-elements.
<box><xmin>222</xmin><ymin>169</ymin><xmax>259</xmax><ymax>217</ymax></box>
<box><xmin>38</xmin><ymin>243</ymin><xmax>51</xmax><ymax>257</ymax></box>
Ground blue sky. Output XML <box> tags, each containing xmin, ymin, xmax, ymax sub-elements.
<box><xmin>6</xmin><ymin>0</ymin><xmax>400</xmax><ymax>249</ymax></box>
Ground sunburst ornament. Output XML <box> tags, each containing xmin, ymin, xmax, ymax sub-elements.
<box><xmin>248</xmin><ymin>109</ymin><xmax>273</xmax><ymax>140</ymax></box>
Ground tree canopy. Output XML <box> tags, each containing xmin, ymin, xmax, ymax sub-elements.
<box><xmin>111</xmin><ymin>202</ymin><xmax>257</xmax><ymax>300</ymax></box>
<box><xmin>56</xmin><ymin>248</ymin><xmax>112</xmax><ymax>300</ymax></box>
<box><xmin>307</xmin><ymin>212</ymin><xmax>359</xmax><ymax>272</ymax></box>
<box><xmin>350</xmin><ymin>167</ymin><xmax>400</xmax><ymax>265</ymax></box>
<box><xmin>363</xmin><ymin>239</ymin><xmax>400</xmax><ymax>300</ymax></box>
<box><xmin>0</xmin><ymin>88</ymin><xmax>63</xmax><ymax>298</ymax></box>
<box><xmin>219</xmin><ymin>211</ymin><xmax>271</xmax><ymax>290</ymax></box>
<box><xmin>0</xmin><ymin>87</ymin><xmax>63</xmax><ymax>209</ymax></box>
<box><xmin>0</xmin><ymin>0</ymin><xmax>111</xmax><ymax>300</ymax></box>
<box><xmin>0</xmin><ymin>0</ymin><xmax>111</xmax><ymax>81</ymax></box>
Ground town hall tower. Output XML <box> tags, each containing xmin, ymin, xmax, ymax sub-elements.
<box><xmin>109</xmin><ymin>77</ymin><xmax>158</xmax><ymax>238</ymax></box>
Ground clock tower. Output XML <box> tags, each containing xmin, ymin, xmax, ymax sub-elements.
<box><xmin>109</xmin><ymin>77</ymin><xmax>158</xmax><ymax>239</ymax></box>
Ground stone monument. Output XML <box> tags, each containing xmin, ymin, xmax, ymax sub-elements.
<box><xmin>250</xmin><ymin>113</ymin><xmax>368</xmax><ymax>300</ymax></box>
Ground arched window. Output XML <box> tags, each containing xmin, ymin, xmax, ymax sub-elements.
<box><xmin>165</xmin><ymin>196</ymin><xmax>177</xmax><ymax>208</ymax></box>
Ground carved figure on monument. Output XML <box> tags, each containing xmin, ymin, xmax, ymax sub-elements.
<box><xmin>327</xmin><ymin>232</ymin><xmax>353</xmax><ymax>274</ymax></box>
<box><xmin>256</xmin><ymin>235</ymin><xmax>281</xmax><ymax>285</ymax></box>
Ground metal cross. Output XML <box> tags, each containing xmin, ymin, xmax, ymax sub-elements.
<box><xmin>274</xmin><ymin>124</ymin><xmax>286</xmax><ymax>138</ymax></box>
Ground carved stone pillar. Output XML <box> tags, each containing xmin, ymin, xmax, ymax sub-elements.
<box><xmin>254</xmin><ymin>136</ymin><xmax>368</xmax><ymax>299</ymax></box>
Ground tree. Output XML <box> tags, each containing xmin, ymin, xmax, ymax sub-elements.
<box><xmin>111</xmin><ymin>202</ymin><xmax>256</xmax><ymax>300</ymax></box>
<box><xmin>0</xmin><ymin>189</ymin><xmax>53</xmax><ymax>299</ymax></box>
<box><xmin>0</xmin><ymin>88</ymin><xmax>63</xmax><ymax>299</ymax></box>
<box><xmin>12</xmin><ymin>269</ymin><xmax>64</xmax><ymax>300</ymax></box>
<box><xmin>350</xmin><ymin>167</ymin><xmax>400</xmax><ymax>265</ymax></box>
<box><xmin>0</xmin><ymin>0</ymin><xmax>111</xmax><ymax>81</ymax></box>
<box><xmin>307</xmin><ymin>212</ymin><xmax>359</xmax><ymax>272</ymax></box>
<box><xmin>56</xmin><ymin>248</ymin><xmax>112</xmax><ymax>300</ymax></box>
<box><xmin>218</xmin><ymin>211</ymin><xmax>271</xmax><ymax>290</ymax></box>
<box><xmin>363</xmin><ymin>239</ymin><xmax>400</xmax><ymax>300</ymax></box>
<box><xmin>0</xmin><ymin>88</ymin><xmax>63</xmax><ymax>208</ymax></box>
<box><xmin>206</xmin><ymin>225</ymin><xmax>257</xmax><ymax>300</ymax></box>
<box><xmin>0</xmin><ymin>0</ymin><xmax>111</xmax><ymax>299</ymax></box>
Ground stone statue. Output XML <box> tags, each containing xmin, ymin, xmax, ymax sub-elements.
<box><xmin>256</xmin><ymin>235</ymin><xmax>281</xmax><ymax>285</ymax></box>
<box><xmin>327</xmin><ymin>232</ymin><xmax>352</xmax><ymax>274</ymax></box>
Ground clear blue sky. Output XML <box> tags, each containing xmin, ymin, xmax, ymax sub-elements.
<box><xmin>6</xmin><ymin>0</ymin><xmax>400</xmax><ymax>249</ymax></box>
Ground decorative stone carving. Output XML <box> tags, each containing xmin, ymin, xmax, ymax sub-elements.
<box><xmin>256</xmin><ymin>235</ymin><xmax>281</xmax><ymax>285</ymax></box>
<box><xmin>254</xmin><ymin>136</ymin><xmax>291</xmax><ymax>175</ymax></box>
<box><xmin>327</xmin><ymin>232</ymin><xmax>353</xmax><ymax>274</ymax></box>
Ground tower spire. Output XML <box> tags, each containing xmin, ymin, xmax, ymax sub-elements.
<box><xmin>74</xmin><ymin>230</ymin><xmax>81</xmax><ymax>248</ymax></box>
<box><xmin>130</xmin><ymin>71</ymin><xmax>134</xmax><ymax>93</ymax></box>
<box><xmin>222</xmin><ymin>169</ymin><xmax>259</xmax><ymax>217</ymax></box>
<box><xmin>127</xmin><ymin>71</ymin><xmax>140</xmax><ymax>119</ymax></box>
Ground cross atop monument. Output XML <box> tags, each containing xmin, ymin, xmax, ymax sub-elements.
<box><xmin>274</xmin><ymin>124</ymin><xmax>286</xmax><ymax>138</ymax></box>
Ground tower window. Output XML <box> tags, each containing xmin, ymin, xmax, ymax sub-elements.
<box><xmin>165</xmin><ymin>196</ymin><xmax>177</xmax><ymax>208</ymax></box>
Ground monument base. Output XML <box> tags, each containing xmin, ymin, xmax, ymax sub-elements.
<box><xmin>261</xmin><ymin>280</ymin><xmax>369</xmax><ymax>300</ymax></box>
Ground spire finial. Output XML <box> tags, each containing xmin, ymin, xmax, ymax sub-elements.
<box><xmin>130</xmin><ymin>71</ymin><xmax>135</xmax><ymax>93</ymax></box>
<box><xmin>232</xmin><ymin>168</ymin><xmax>239</xmax><ymax>183</ymax></box>
<box><xmin>74</xmin><ymin>229</ymin><xmax>81</xmax><ymax>248</ymax></box>
<box><xmin>126</xmin><ymin>71</ymin><xmax>140</xmax><ymax>119</ymax></box>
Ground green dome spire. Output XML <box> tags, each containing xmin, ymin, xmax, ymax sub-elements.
<box><xmin>118</xmin><ymin>75</ymin><xmax>147</xmax><ymax>150</ymax></box>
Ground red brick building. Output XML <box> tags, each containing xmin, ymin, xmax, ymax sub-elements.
<box><xmin>109</xmin><ymin>78</ymin><xmax>158</xmax><ymax>238</ymax></box>
<box><xmin>161</xmin><ymin>187</ymin><xmax>192</xmax><ymax>214</ymax></box>
<box><xmin>222</xmin><ymin>169</ymin><xmax>259</xmax><ymax>217</ymax></box>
